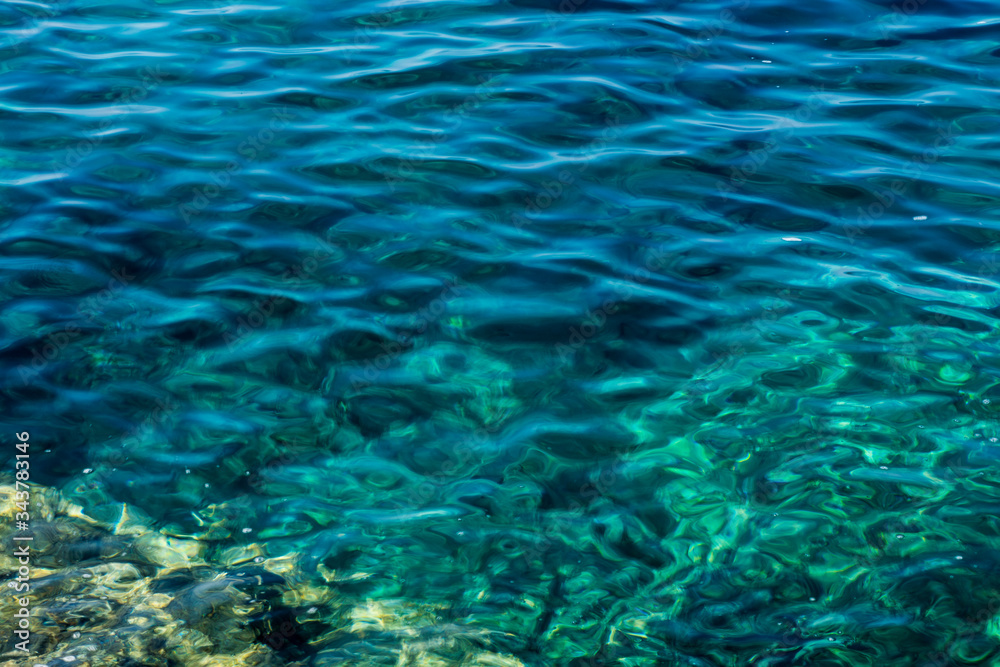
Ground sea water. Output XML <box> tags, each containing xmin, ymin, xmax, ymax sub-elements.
<box><xmin>2</xmin><ymin>0</ymin><xmax>1000</xmax><ymax>664</ymax></box>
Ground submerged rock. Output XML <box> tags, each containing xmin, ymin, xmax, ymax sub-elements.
<box><xmin>0</xmin><ymin>484</ymin><xmax>528</xmax><ymax>666</ymax></box>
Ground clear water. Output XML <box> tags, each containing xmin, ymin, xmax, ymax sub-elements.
<box><xmin>3</xmin><ymin>0</ymin><xmax>1000</xmax><ymax>664</ymax></box>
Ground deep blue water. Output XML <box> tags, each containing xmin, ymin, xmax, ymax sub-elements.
<box><xmin>3</xmin><ymin>0</ymin><xmax>1000</xmax><ymax>664</ymax></box>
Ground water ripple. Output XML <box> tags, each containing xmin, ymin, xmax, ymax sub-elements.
<box><xmin>4</xmin><ymin>0</ymin><xmax>1000</xmax><ymax>664</ymax></box>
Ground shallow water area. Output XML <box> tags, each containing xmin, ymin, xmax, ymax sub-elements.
<box><xmin>3</xmin><ymin>0</ymin><xmax>1000</xmax><ymax>664</ymax></box>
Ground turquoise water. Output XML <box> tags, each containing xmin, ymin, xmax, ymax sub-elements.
<box><xmin>3</xmin><ymin>0</ymin><xmax>1000</xmax><ymax>664</ymax></box>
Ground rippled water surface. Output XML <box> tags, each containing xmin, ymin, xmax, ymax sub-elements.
<box><xmin>3</xmin><ymin>0</ymin><xmax>1000</xmax><ymax>664</ymax></box>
